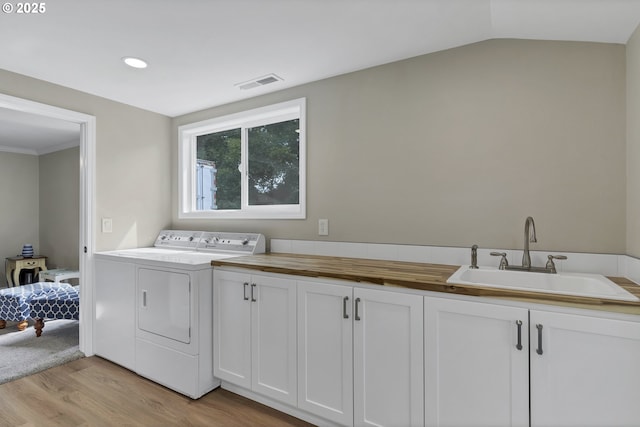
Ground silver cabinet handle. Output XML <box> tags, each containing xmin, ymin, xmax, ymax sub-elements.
<box><xmin>243</xmin><ymin>282</ymin><xmax>249</xmax><ymax>301</ymax></box>
<box><xmin>355</xmin><ymin>297</ymin><xmax>361</xmax><ymax>321</ymax></box>
<box><xmin>142</xmin><ymin>290</ymin><xmax>147</xmax><ymax>308</ymax></box>
<box><xmin>536</xmin><ymin>324</ymin><xmax>543</xmax><ymax>355</ymax></box>
<box><xmin>343</xmin><ymin>296</ymin><xmax>349</xmax><ymax>319</ymax></box>
<box><xmin>251</xmin><ymin>283</ymin><xmax>257</xmax><ymax>302</ymax></box>
<box><xmin>516</xmin><ymin>320</ymin><xmax>523</xmax><ymax>350</ymax></box>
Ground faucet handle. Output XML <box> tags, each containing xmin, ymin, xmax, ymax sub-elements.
<box><xmin>490</xmin><ymin>252</ymin><xmax>509</xmax><ymax>270</ymax></box>
<box><xmin>470</xmin><ymin>245</ymin><xmax>479</xmax><ymax>269</ymax></box>
<box><xmin>545</xmin><ymin>255</ymin><xmax>567</xmax><ymax>273</ymax></box>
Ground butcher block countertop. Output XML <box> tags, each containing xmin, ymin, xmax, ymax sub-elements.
<box><xmin>212</xmin><ymin>253</ymin><xmax>640</xmax><ymax>316</ymax></box>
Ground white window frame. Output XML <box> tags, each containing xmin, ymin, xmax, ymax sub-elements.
<box><xmin>178</xmin><ymin>98</ymin><xmax>306</xmax><ymax>219</ymax></box>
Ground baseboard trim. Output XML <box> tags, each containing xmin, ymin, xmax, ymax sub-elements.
<box><xmin>220</xmin><ymin>381</ymin><xmax>342</xmax><ymax>427</ymax></box>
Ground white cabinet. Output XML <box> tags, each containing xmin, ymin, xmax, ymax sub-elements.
<box><xmin>94</xmin><ymin>257</ymin><xmax>136</xmax><ymax>371</ymax></box>
<box><xmin>530</xmin><ymin>310</ymin><xmax>640</xmax><ymax>427</ymax></box>
<box><xmin>425</xmin><ymin>296</ymin><xmax>640</xmax><ymax>427</ymax></box>
<box><xmin>214</xmin><ymin>265</ymin><xmax>640</xmax><ymax>427</ymax></box>
<box><xmin>297</xmin><ymin>281</ymin><xmax>354</xmax><ymax>425</ymax></box>
<box><xmin>213</xmin><ymin>269</ymin><xmax>297</xmax><ymax>406</ymax></box>
<box><xmin>252</xmin><ymin>273</ymin><xmax>298</xmax><ymax>404</ymax></box>
<box><xmin>424</xmin><ymin>297</ymin><xmax>529</xmax><ymax>427</ymax></box>
<box><xmin>354</xmin><ymin>287</ymin><xmax>424</xmax><ymax>427</ymax></box>
<box><xmin>213</xmin><ymin>269</ymin><xmax>251</xmax><ymax>387</ymax></box>
<box><xmin>298</xmin><ymin>280</ymin><xmax>424</xmax><ymax>427</ymax></box>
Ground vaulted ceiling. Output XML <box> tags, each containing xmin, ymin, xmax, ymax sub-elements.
<box><xmin>2</xmin><ymin>0</ymin><xmax>639</xmax><ymax>118</ymax></box>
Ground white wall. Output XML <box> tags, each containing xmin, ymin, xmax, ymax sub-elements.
<box><xmin>172</xmin><ymin>39</ymin><xmax>626</xmax><ymax>255</ymax></box>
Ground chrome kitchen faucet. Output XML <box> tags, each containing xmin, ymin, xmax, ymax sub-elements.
<box><xmin>522</xmin><ymin>216</ymin><xmax>537</xmax><ymax>269</ymax></box>
<box><xmin>494</xmin><ymin>216</ymin><xmax>567</xmax><ymax>273</ymax></box>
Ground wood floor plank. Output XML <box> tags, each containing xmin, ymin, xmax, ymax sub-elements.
<box><xmin>65</xmin><ymin>363</ymin><xmax>212</xmax><ymax>425</ymax></box>
<box><xmin>0</xmin><ymin>356</ymin><xmax>314</xmax><ymax>427</ymax></box>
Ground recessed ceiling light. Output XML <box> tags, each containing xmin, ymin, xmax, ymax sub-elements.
<box><xmin>122</xmin><ymin>57</ymin><xmax>148</xmax><ymax>69</ymax></box>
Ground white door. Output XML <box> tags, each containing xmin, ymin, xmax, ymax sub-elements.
<box><xmin>530</xmin><ymin>310</ymin><xmax>640</xmax><ymax>427</ymax></box>
<box><xmin>138</xmin><ymin>268</ymin><xmax>191</xmax><ymax>344</ymax></box>
<box><xmin>298</xmin><ymin>281</ymin><xmax>354</xmax><ymax>426</ymax></box>
<box><xmin>424</xmin><ymin>297</ymin><xmax>529</xmax><ymax>427</ymax></box>
<box><xmin>213</xmin><ymin>269</ymin><xmax>252</xmax><ymax>388</ymax></box>
<box><xmin>251</xmin><ymin>274</ymin><xmax>298</xmax><ymax>406</ymax></box>
<box><xmin>354</xmin><ymin>288</ymin><xmax>424</xmax><ymax>427</ymax></box>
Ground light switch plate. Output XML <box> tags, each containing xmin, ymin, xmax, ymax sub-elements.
<box><xmin>318</xmin><ymin>219</ymin><xmax>329</xmax><ymax>236</ymax></box>
<box><xmin>102</xmin><ymin>217</ymin><xmax>113</xmax><ymax>233</ymax></box>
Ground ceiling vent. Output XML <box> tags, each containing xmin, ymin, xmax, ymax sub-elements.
<box><xmin>236</xmin><ymin>74</ymin><xmax>283</xmax><ymax>90</ymax></box>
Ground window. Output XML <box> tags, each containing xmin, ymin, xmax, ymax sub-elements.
<box><xmin>179</xmin><ymin>98</ymin><xmax>305</xmax><ymax>219</ymax></box>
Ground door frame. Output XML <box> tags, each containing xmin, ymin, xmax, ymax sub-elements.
<box><xmin>0</xmin><ymin>93</ymin><xmax>96</xmax><ymax>355</ymax></box>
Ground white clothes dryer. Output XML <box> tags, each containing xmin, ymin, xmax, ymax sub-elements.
<box><xmin>94</xmin><ymin>230</ymin><xmax>265</xmax><ymax>398</ymax></box>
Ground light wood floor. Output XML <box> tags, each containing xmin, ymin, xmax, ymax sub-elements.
<box><xmin>0</xmin><ymin>356</ymin><xmax>314</xmax><ymax>426</ymax></box>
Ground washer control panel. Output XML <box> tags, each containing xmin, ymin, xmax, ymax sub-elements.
<box><xmin>199</xmin><ymin>232</ymin><xmax>265</xmax><ymax>254</ymax></box>
<box><xmin>153</xmin><ymin>230</ymin><xmax>265</xmax><ymax>255</ymax></box>
<box><xmin>154</xmin><ymin>230</ymin><xmax>203</xmax><ymax>249</ymax></box>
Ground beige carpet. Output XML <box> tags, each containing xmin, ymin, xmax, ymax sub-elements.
<box><xmin>0</xmin><ymin>319</ymin><xmax>83</xmax><ymax>384</ymax></box>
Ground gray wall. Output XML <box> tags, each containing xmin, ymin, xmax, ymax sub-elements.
<box><xmin>172</xmin><ymin>39</ymin><xmax>627</xmax><ymax>255</ymax></box>
<box><xmin>39</xmin><ymin>147</ymin><xmax>80</xmax><ymax>272</ymax></box>
<box><xmin>0</xmin><ymin>69</ymin><xmax>173</xmax><ymax>252</ymax></box>
<box><xmin>0</xmin><ymin>152</ymin><xmax>39</xmax><ymax>284</ymax></box>
<box><xmin>0</xmin><ymin>147</ymin><xmax>80</xmax><ymax>286</ymax></box>
<box><xmin>2</xmin><ymin>37</ymin><xmax>633</xmax><ymax>258</ymax></box>
<box><xmin>627</xmin><ymin>26</ymin><xmax>640</xmax><ymax>259</ymax></box>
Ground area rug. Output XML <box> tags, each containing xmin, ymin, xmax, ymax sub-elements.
<box><xmin>0</xmin><ymin>319</ymin><xmax>83</xmax><ymax>384</ymax></box>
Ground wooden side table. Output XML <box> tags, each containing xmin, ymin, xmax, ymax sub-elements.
<box><xmin>5</xmin><ymin>256</ymin><xmax>48</xmax><ymax>287</ymax></box>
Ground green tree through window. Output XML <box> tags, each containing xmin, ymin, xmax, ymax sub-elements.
<box><xmin>197</xmin><ymin>128</ymin><xmax>241</xmax><ymax>209</ymax></box>
<box><xmin>248</xmin><ymin>119</ymin><xmax>300</xmax><ymax>206</ymax></box>
<box><xmin>180</xmin><ymin>98</ymin><xmax>305</xmax><ymax>219</ymax></box>
<box><xmin>196</xmin><ymin>119</ymin><xmax>299</xmax><ymax>210</ymax></box>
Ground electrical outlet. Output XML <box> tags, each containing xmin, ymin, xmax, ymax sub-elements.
<box><xmin>318</xmin><ymin>219</ymin><xmax>329</xmax><ymax>236</ymax></box>
<box><xmin>102</xmin><ymin>217</ymin><xmax>113</xmax><ymax>233</ymax></box>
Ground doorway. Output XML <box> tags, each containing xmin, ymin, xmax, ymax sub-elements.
<box><xmin>0</xmin><ymin>93</ymin><xmax>96</xmax><ymax>356</ymax></box>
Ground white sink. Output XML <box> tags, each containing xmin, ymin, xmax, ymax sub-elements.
<box><xmin>447</xmin><ymin>266</ymin><xmax>639</xmax><ymax>302</ymax></box>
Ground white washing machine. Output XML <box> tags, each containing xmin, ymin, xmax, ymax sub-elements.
<box><xmin>94</xmin><ymin>230</ymin><xmax>265</xmax><ymax>398</ymax></box>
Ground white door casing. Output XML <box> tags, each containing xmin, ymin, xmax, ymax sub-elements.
<box><xmin>0</xmin><ymin>93</ymin><xmax>96</xmax><ymax>355</ymax></box>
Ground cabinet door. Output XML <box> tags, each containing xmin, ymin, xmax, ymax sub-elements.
<box><xmin>251</xmin><ymin>274</ymin><xmax>298</xmax><ymax>406</ymax></box>
<box><xmin>354</xmin><ymin>288</ymin><xmax>424</xmax><ymax>427</ymax></box>
<box><xmin>94</xmin><ymin>258</ymin><xmax>136</xmax><ymax>370</ymax></box>
<box><xmin>213</xmin><ymin>270</ymin><xmax>252</xmax><ymax>388</ymax></box>
<box><xmin>298</xmin><ymin>281</ymin><xmax>354</xmax><ymax>426</ymax></box>
<box><xmin>530</xmin><ymin>310</ymin><xmax>640</xmax><ymax>427</ymax></box>
<box><xmin>424</xmin><ymin>297</ymin><xmax>529</xmax><ymax>427</ymax></box>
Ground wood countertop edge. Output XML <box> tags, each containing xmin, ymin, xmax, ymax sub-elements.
<box><xmin>213</xmin><ymin>253</ymin><xmax>640</xmax><ymax>316</ymax></box>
